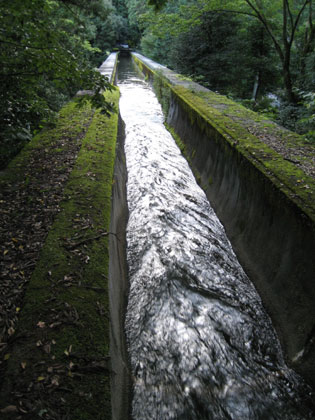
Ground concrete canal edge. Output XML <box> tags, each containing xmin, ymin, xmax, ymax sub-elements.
<box><xmin>131</xmin><ymin>52</ymin><xmax>315</xmax><ymax>390</ymax></box>
<box><xmin>108</xmin><ymin>114</ymin><xmax>131</xmax><ymax>420</ymax></box>
<box><xmin>0</xmin><ymin>53</ymin><xmax>126</xmax><ymax>419</ymax></box>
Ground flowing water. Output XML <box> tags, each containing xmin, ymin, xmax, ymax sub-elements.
<box><xmin>117</xmin><ymin>56</ymin><xmax>314</xmax><ymax>420</ymax></box>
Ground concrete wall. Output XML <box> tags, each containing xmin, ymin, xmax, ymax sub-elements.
<box><xmin>102</xmin><ymin>52</ymin><xmax>131</xmax><ymax>420</ymax></box>
<box><xmin>132</xmin><ymin>53</ymin><xmax>315</xmax><ymax>389</ymax></box>
<box><xmin>109</xmin><ymin>115</ymin><xmax>131</xmax><ymax>420</ymax></box>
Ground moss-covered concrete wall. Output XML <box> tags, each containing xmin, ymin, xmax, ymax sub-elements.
<box><xmin>0</xmin><ymin>53</ymin><xmax>120</xmax><ymax>419</ymax></box>
<box><xmin>132</xmin><ymin>53</ymin><xmax>315</xmax><ymax>389</ymax></box>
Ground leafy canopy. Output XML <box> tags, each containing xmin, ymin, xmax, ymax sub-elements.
<box><xmin>0</xmin><ymin>0</ymin><xmax>116</xmax><ymax>167</ymax></box>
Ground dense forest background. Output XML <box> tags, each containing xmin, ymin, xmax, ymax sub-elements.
<box><xmin>1</xmin><ymin>0</ymin><xmax>314</xmax><ymax>168</ymax></box>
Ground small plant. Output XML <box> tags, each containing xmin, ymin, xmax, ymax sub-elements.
<box><xmin>296</xmin><ymin>90</ymin><xmax>315</xmax><ymax>142</ymax></box>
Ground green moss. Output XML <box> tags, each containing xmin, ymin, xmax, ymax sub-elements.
<box><xmin>0</xmin><ymin>90</ymin><xmax>119</xmax><ymax>419</ymax></box>
<box><xmin>168</xmin><ymin>85</ymin><xmax>315</xmax><ymax>219</ymax></box>
<box><xmin>194</xmin><ymin>89</ymin><xmax>312</xmax><ymax>150</ymax></box>
<box><xmin>165</xmin><ymin>123</ymin><xmax>185</xmax><ymax>153</ymax></box>
<box><xmin>0</xmin><ymin>101</ymin><xmax>94</xmax><ymax>187</ymax></box>
<box><xmin>134</xmin><ymin>56</ymin><xmax>143</xmax><ymax>72</ymax></box>
<box><xmin>176</xmin><ymin>74</ymin><xmax>193</xmax><ymax>82</ymax></box>
<box><xmin>132</xmin><ymin>54</ymin><xmax>314</xmax><ymax>221</ymax></box>
<box><xmin>153</xmin><ymin>73</ymin><xmax>171</xmax><ymax>117</ymax></box>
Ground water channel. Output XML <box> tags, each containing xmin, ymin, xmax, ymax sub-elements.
<box><xmin>117</xmin><ymin>55</ymin><xmax>314</xmax><ymax>420</ymax></box>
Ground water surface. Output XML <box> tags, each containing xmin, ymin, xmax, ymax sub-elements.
<box><xmin>117</xmin><ymin>56</ymin><xmax>314</xmax><ymax>420</ymax></box>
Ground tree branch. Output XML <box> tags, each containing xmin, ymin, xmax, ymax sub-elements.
<box><xmin>283</xmin><ymin>0</ymin><xmax>289</xmax><ymax>49</ymax></box>
<box><xmin>244</xmin><ymin>0</ymin><xmax>284</xmax><ymax>61</ymax></box>
<box><xmin>0</xmin><ymin>72</ymin><xmax>44</xmax><ymax>77</ymax></box>
<box><xmin>290</xmin><ymin>0</ymin><xmax>311</xmax><ymax>46</ymax></box>
<box><xmin>302</xmin><ymin>0</ymin><xmax>314</xmax><ymax>54</ymax></box>
<box><xmin>244</xmin><ymin>0</ymin><xmax>263</xmax><ymax>17</ymax></box>
<box><xmin>204</xmin><ymin>8</ymin><xmax>257</xmax><ymax>18</ymax></box>
<box><xmin>285</xmin><ymin>0</ymin><xmax>294</xmax><ymax>35</ymax></box>
<box><xmin>0</xmin><ymin>38</ymin><xmax>56</xmax><ymax>51</ymax></box>
<box><xmin>58</xmin><ymin>1</ymin><xmax>85</xmax><ymax>26</ymax></box>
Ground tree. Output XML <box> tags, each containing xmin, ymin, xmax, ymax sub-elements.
<box><xmin>0</xmin><ymin>0</ymin><xmax>114</xmax><ymax>167</ymax></box>
<box><xmin>134</xmin><ymin>0</ymin><xmax>279</xmax><ymax>98</ymax></box>
<box><xmin>147</xmin><ymin>0</ymin><xmax>314</xmax><ymax>103</ymax></box>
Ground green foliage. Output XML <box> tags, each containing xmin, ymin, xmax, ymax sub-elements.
<box><xmin>75</xmin><ymin>79</ymin><xmax>117</xmax><ymax>117</ymax></box>
<box><xmin>129</xmin><ymin>0</ymin><xmax>314</xmax><ymax>136</ymax></box>
<box><xmin>141</xmin><ymin>31</ymin><xmax>173</xmax><ymax>63</ymax></box>
<box><xmin>170</xmin><ymin>13</ymin><xmax>279</xmax><ymax>98</ymax></box>
<box><xmin>238</xmin><ymin>96</ymin><xmax>279</xmax><ymax>120</ymax></box>
<box><xmin>0</xmin><ymin>0</ymin><xmax>116</xmax><ymax>168</ymax></box>
<box><xmin>277</xmin><ymin>90</ymin><xmax>315</xmax><ymax>141</ymax></box>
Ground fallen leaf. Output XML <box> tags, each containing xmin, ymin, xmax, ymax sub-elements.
<box><xmin>18</xmin><ymin>406</ymin><xmax>28</xmax><ymax>414</ymax></box>
<box><xmin>21</xmin><ymin>361</ymin><xmax>27</xmax><ymax>369</ymax></box>
<box><xmin>37</xmin><ymin>321</ymin><xmax>46</xmax><ymax>328</ymax></box>
<box><xmin>8</xmin><ymin>327</ymin><xmax>15</xmax><ymax>336</ymax></box>
<box><xmin>3</xmin><ymin>250</ymin><xmax>9</xmax><ymax>256</ymax></box>
<box><xmin>0</xmin><ymin>405</ymin><xmax>18</xmax><ymax>413</ymax></box>
<box><xmin>38</xmin><ymin>408</ymin><xmax>48</xmax><ymax>416</ymax></box>
<box><xmin>43</xmin><ymin>344</ymin><xmax>51</xmax><ymax>354</ymax></box>
<box><xmin>51</xmin><ymin>376</ymin><xmax>59</xmax><ymax>386</ymax></box>
<box><xmin>37</xmin><ymin>376</ymin><xmax>45</xmax><ymax>382</ymax></box>
<box><xmin>49</xmin><ymin>321</ymin><xmax>62</xmax><ymax>328</ymax></box>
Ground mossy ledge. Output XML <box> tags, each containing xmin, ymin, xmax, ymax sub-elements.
<box><xmin>132</xmin><ymin>53</ymin><xmax>315</xmax><ymax>389</ymax></box>
<box><xmin>0</xmin><ymin>89</ymin><xmax>120</xmax><ymax>419</ymax></box>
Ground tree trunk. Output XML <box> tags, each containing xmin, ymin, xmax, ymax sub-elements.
<box><xmin>282</xmin><ymin>9</ymin><xmax>297</xmax><ymax>106</ymax></box>
<box><xmin>252</xmin><ymin>73</ymin><xmax>260</xmax><ymax>101</ymax></box>
<box><xmin>283</xmin><ymin>62</ymin><xmax>297</xmax><ymax>103</ymax></box>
